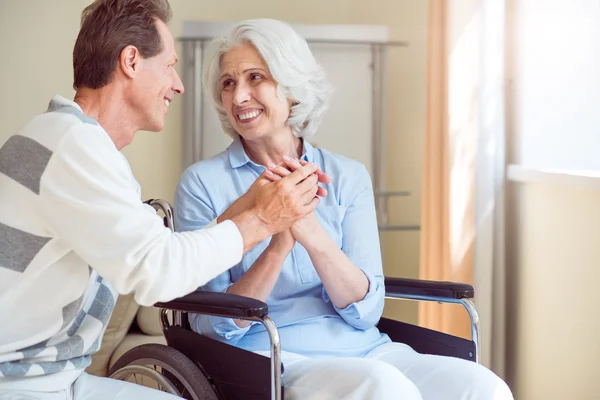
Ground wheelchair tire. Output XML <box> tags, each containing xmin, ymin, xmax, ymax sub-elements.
<box><xmin>108</xmin><ymin>343</ymin><xmax>220</xmax><ymax>400</ymax></box>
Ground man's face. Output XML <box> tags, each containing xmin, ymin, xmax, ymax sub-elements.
<box><xmin>132</xmin><ymin>19</ymin><xmax>184</xmax><ymax>132</ymax></box>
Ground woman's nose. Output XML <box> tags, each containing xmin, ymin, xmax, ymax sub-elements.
<box><xmin>233</xmin><ymin>83</ymin><xmax>251</xmax><ymax>105</ymax></box>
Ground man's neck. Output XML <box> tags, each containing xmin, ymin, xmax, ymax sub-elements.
<box><xmin>74</xmin><ymin>87</ymin><xmax>136</xmax><ymax>150</ymax></box>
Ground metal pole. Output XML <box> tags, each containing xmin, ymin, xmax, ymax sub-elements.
<box><xmin>261</xmin><ymin>316</ymin><xmax>282</xmax><ymax>400</ymax></box>
<box><xmin>193</xmin><ymin>41</ymin><xmax>204</xmax><ymax>164</ymax></box>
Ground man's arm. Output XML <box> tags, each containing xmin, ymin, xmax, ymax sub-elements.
<box><xmin>38</xmin><ymin>126</ymin><xmax>320</xmax><ymax>306</ymax></box>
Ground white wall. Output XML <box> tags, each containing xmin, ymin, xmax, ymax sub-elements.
<box><xmin>506</xmin><ymin>176</ymin><xmax>600</xmax><ymax>399</ymax></box>
<box><xmin>506</xmin><ymin>0</ymin><xmax>600</xmax><ymax>397</ymax></box>
<box><xmin>0</xmin><ymin>0</ymin><xmax>428</xmax><ymax>324</ymax></box>
<box><xmin>509</xmin><ymin>0</ymin><xmax>600</xmax><ymax>170</ymax></box>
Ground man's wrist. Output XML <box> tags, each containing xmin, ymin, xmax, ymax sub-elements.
<box><xmin>218</xmin><ymin>196</ymin><xmax>250</xmax><ymax>224</ymax></box>
<box><xmin>230</xmin><ymin>209</ymin><xmax>272</xmax><ymax>253</ymax></box>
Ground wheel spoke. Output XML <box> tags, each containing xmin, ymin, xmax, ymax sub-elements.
<box><xmin>108</xmin><ymin>343</ymin><xmax>220</xmax><ymax>400</ymax></box>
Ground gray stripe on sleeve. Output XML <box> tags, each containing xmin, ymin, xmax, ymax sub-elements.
<box><xmin>20</xmin><ymin>340</ymin><xmax>49</xmax><ymax>358</ymax></box>
<box><xmin>54</xmin><ymin>335</ymin><xmax>84</xmax><ymax>360</ymax></box>
<box><xmin>38</xmin><ymin>360</ymin><xmax>67</xmax><ymax>375</ymax></box>
<box><xmin>68</xmin><ymin>355</ymin><xmax>92</xmax><ymax>370</ymax></box>
<box><xmin>0</xmin><ymin>222</ymin><xmax>51</xmax><ymax>273</ymax></box>
<box><xmin>87</xmin><ymin>283</ymin><xmax>115</xmax><ymax>326</ymax></box>
<box><xmin>61</xmin><ymin>295</ymin><xmax>84</xmax><ymax>331</ymax></box>
<box><xmin>67</xmin><ymin>311</ymin><xmax>87</xmax><ymax>337</ymax></box>
<box><xmin>0</xmin><ymin>135</ymin><xmax>53</xmax><ymax>194</ymax></box>
<box><xmin>0</xmin><ymin>362</ymin><xmax>31</xmax><ymax>377</ymax></box>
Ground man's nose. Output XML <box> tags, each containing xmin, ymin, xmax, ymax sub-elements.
<box><xmin>172</xmin><ymin>71</ymin><xmax>184</xmax><ymax>95</ymax></box>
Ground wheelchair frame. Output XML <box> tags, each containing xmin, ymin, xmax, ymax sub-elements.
<box><xmin>113</xmin><ymin>199</ymin><xmax>480</xmax><ymax>400</ymax></box>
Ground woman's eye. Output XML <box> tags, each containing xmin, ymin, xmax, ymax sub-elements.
<box><xmin>222</xmin><ymin>80</ymin><xmax>234</xmax><ymax>88</ymax></box>
<box><xmin>250</xmin><ymin>73</ymin><xmax>262</xmax><ymax>81</ymax></box>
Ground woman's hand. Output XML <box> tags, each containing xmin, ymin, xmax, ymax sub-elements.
<box><xmin>265</xmin><ymin>157</ymin><xmax>330</xmax><ymax>198</ymax></box>
<box><xmin>264</xmin><ymin>157</ymin><xmax>328</xmax><ymax>249</ymax></box>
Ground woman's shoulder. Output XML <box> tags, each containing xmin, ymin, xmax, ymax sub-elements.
<box><xmin>311</xmin><ymin>145</ymin><xmax>369</xmax><ymax>178</ymax></box>
<box><xmin>310</xmin><ymin>146</ymin><xmax>373</xmax><ymax>205</ymax></box>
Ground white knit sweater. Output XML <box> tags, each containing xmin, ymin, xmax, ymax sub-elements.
<box><xmin>0</xmin><ymin>95</ymin><xmax>243</xmax><ymax>391</ymax></box>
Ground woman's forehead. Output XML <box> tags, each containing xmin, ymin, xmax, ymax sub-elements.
<box><xmin>220</xmin><ymin>44</ymin><xmax>267</xmax><ymax>73</ymax></box>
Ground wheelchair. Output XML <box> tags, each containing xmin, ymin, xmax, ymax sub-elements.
<box><xmin>108</xmin><ymin>199</ymin><xmax>480</xmax><ymax>400</ymax></box>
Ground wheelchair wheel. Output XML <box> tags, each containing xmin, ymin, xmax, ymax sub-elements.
<box><xmin>109</xmin><ymin>343</ymin><xmax>220</xmax><ymax>400</ymax></box>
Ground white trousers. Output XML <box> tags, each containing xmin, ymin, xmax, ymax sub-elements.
<box><xmin>0</xmin><ymin>373</ymin><xmax>179</xmax><ymax>400</ymax></box>
<box><xmin>268</xmin><ymin>342</ymin><xmax>514</xmax><ymax>400</ymax></box>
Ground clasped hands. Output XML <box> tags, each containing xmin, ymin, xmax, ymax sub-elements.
<box><xmin>246</xmin><ymin>155</ymin><xmax>331</xmax><ymax>252</ymax></box>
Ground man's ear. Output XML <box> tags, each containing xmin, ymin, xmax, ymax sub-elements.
<box><xmin>120</xmin><ymin>45</ymin><xmax>140</xmax><ymax>79</ymax></box>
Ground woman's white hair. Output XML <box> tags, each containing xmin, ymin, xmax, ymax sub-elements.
<box><xmin>202</xmin><ymin>19</ymin><xmax>333</xmax><ymax>138</ymax></box>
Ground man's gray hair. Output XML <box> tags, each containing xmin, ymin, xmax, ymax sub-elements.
<box><xmin>203</xmin><ymin>19</ymin><xmax>333</xmax><ymax>138</ymax></box>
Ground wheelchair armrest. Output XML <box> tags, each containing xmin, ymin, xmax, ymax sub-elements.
<box><xmin>384</xmin><ymin>277</ymin><xmax>474</xmax><ymax>299</ymax></box>
<box><xmin>155</xmin><ymin>291</ymin><xmax>269</xmax><ymax>320</ymax></box>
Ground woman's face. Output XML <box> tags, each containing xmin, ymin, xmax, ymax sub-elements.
<box><xmin>219</xmin><ymin>44</ymin><xmax>291</xmax><ymax>141</ymax></box>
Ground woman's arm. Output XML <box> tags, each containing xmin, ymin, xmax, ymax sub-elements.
<box><xmin>174</xmin><ymin>168</ymin><xmax>295</xmax><ymax>333</ymax></box>
<box><xmin>291</xmin><ymin>213</ymin><xmax>369</xmax><ymax>309</ymax></box>
<box><xmin>269</xmin><ymin>159</ymin><xmax>385</xmax><ymax>330</ymax></box>
<box><xmin>226</xmin><ymin>230</ymin><xmax>294</xmax><ymax>327</ymax></box>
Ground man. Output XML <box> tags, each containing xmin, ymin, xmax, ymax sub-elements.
<box><xmin>0</xmin><ymin>0</ymin><xmax>326</xmax><ymax>398</ymax></box>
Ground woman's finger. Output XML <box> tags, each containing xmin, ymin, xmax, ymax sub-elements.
<box><xmin>267</xmin><ymin>162</ymin><xmax>292</xmax><ymax>178</ymax></box>
<box><xmin>299</xmin><ymin>159</ymin><xmax>332</xmax><ymax>184</ymax></box>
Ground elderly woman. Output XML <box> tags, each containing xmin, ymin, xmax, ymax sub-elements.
<box><xmin>174</xmin><ymin>19</ymin><xmax>513</xmax><ymax>400</ymax></box>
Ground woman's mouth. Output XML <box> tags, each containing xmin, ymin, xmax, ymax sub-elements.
<box><xmin>237</xmin><ymin>109</ymin><xmax>263</xmax><ymax>123</ymax></box>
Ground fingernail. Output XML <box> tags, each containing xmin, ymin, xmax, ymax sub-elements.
<box><xmin>267</xmin><ymin>162</ymin><xmax>276</xmax><ymax>168</ymax></box>
<box><xmin>283</xmin><ymin>155</ymin><xmax>291</xmax><ymax>161</ymax></box>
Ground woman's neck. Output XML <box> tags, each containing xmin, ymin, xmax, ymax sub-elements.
<box><xmin>242</xmin><ymin>131</ymin><xmax>303</xmax><ymax>167</ymax></box>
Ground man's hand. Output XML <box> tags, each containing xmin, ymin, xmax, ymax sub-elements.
<box><xmin>251</xmin><ymin>162</ymin><xmax>321</xmax><ymax>235</ymax></box>
<box><xmin>264</xmin><ymin>156</ymin><xmax>329</xmax><ymax>249</ymax></box>
<box><xmin>217</xmin><ymin>172</ymin><xmax>270</xmax><ymax>224</ymax></box>
<box><xmin>229</xmin><ymin>161</ymin><xmax>323</xmax><ymax>253</ymax></box>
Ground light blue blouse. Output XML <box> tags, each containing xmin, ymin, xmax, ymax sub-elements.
<box><xmin>174</xmin><ymin>136</ymin><xmax>390</xmax><ymax>358</ymax></box>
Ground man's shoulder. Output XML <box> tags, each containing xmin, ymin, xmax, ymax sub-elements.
<box><xmin>10</xmin><ymin>109</ymin><xmax>103</xmax><ymax>154</ymax></box>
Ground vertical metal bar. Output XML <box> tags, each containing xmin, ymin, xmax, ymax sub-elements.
<box><xmin>173</xmin><ymin>310</ymin><xmax>182</xmax><ymax>327</ymax></box>
<box><xmin>460</xmin><ymin>298</ymin><xmax>481</xmax><ymax>363</ymax></box>
<box><xmin>384</xmin><ymin>293</ymin><xmax>480</xmax><ymax>363</ymax></box>
<box><xmin>193</xmin><ymin>41</ymin><xmax>204</xmax><ymax>164</ymax></box>
<box><xmin>371</xmin><ymin>44</ymin><xmax>381</xmax><ymax>216</ymax></box>
<box><xmin>261</xmin><ymin>316</ymin><xmax>282</xmax><ymax>400</ymax></box>
<box><xmin>372</xmin><ymin>44</ymin><xmax>389</xmax><ymax>228</ymax></box>
<box><xmin>378</xmin><ymin>45</ymin><xmax>389</xmax><ymax>224</ymax></box>
<box><xmin>181</xmin><ymin>40</ymin><xmax>194</xmax><ymax>170</ymax></box>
